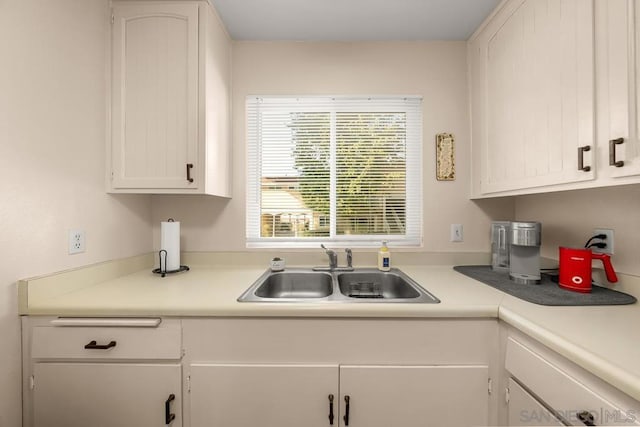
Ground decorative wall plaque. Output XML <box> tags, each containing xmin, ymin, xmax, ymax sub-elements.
<box><xmin>436</xmin><ymin>133</ymin><xmax>455</xmax><ymax>181</ymax></box>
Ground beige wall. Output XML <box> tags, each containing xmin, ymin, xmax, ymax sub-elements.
<box><xmin>515</xmin><ymin>185</ymin><xmax>640</xmax><ymax>276</ymax></box>
<box><xmin>0</xmin><ymin>1</ymin><xmax>153</xmax><ymax>425</ymax></box>
<box><xmin>152</xmin><ymin>41</ymin><xmax>514</xmax><ymax>253</ymax></box>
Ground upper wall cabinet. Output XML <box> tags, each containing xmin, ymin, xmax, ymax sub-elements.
<box><xmin>469</xmin><ymin>0</ymin><xmax>596</xmax><ymax>197</ymax></box>
<box><xmin>600</xmin><ymin>0</ymin><xmax>640</xmax><ymax>180</ymax></box>
<box><xmin>108</xmin><ymin>2</ymin><xmax>231</xmax><ymax>196</ymax></box>
<box><xmin>469</xmin><ymin>0</ymin><xmax>640</xmax><ymax>198</ymax></box>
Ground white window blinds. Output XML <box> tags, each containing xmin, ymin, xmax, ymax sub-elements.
<box><xmin>246</xmin><ymin>96</ymin><xmax>423</xmax><ymax>247</ymax></box>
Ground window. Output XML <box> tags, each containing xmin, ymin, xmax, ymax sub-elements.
<box><xmin>247</xmin><ymin>96</ymin><xmax>422</xmax><ymax>247</ymax></box>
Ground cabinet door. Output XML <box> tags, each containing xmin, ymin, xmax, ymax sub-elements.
<box><xmin>508</xmin><ymin>378</ymin><xmax>563</xmax><ymax>426</ymax></box>
<box><xmin>473</xmin><ymin>0</ymin><xmax>595</xmax><ymax>194</ymax></box>
<box><xmin>189</xmin><ymin>363</ymin><xmax>338</xmax><ymax>427</ymax></box>
<box><xmin>111</xmin><ymin>3</ymin><xmax>199</xmax><ymax>190</ymax></box>
<box><xmin>604</xmin><ymin>0</ymin><xmax>640</xmax><ymax>178</ymax></box>
<box><xmin>32</xmin><ymin>363</ymin><xmax>181</xmax><ymax>427</ymax></box>
<box><xmin>339</xmin><ymin>365</ymin><xmax>489</xmax><ymax>427</ymax></box>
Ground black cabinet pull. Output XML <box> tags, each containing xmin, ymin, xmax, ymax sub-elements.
<box><xmin>577</xmin><ymin>410</ymin><xmax>596</xmax><ymax>426</ymax></box>
<box><xmin>165</xmin><ymin>394</ymin><xmax>176</xmax><ymax>425</ymax></box>
<box><xmin>84</xmin><ymin>340</ymin><xmax>116</xmax><ymax>350</ymax></box>
<box><xmin>578</xmin><ymin>145</ymin><xmax>591</xmax><ymax>172</ymax></box>
<box><xmin>328</xmin><ymin>394</ymin><xmax>334</xmax><ymax>425</ymax></box>
<box><xmin>186</xmin><ymin>163</ymin><xmax>194</xmax><ymax>182</ymax></box>
<box><xmin>343</xmin><ymin>395</ymin><xmax>350</xmax><ymax>426</ymax></box>
<box><xmin>609</xmin><ymin>138</ymin><xmax>624</xmax><ymax>167</ymax></box>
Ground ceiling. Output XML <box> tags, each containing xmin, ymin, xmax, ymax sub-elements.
<box><xmin>209</xmin><ymin>0</ymin><xmax>501</xmax><ymax>41</ymax></box>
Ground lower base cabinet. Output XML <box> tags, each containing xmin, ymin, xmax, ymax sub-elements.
<box><xmin>339</xmin><ymin>365</ymin><xmax>488</xmax><ymax>427</ymax></box>
<box><xmin>22</xmin><ymin>317</ymin><xmax>183</xmax><ymax>427</ymax></box>
<box><xmin>190</xmin><ymin>364</ymin><xmax>338</xmax><ymax>427</ymax></box>
<box><xmin>33</xmin><ymin>363</ymin><xmax>181</xmax><ymax>427</ymax></box>
<box><xmin>188</xmin><ymin>363</ymin><xmax>489</xmax><ymax>427</ymax></box>
<box><xmin>507</xmin><ymin>378</ymin><xmax>563</xmax><ymax>426</ymax></box>
<box><xmin>504</xmin><ymin>334</ymin><xmax>640</xmax><ymax>427</ymax></box>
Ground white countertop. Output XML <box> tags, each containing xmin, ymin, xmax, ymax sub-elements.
<box><xmin>21</xmin><ymin>264</ymin><xmax>505</xmax><ymax>317</ymax></box>
<box><xmin>17</xmin><ymin>255</ymin><xmax>640</xmax><ymax>402</ymax></box>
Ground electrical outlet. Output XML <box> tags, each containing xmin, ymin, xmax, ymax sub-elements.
<box><xmin>592</xmin><ymin>228</ymin><xmax>614</xmax><ymax>255</ymax></box>
<box><xmin>68</xmin><ymin>230</ymin><xmax>86</xmax><ymax>254</ymax></box>
<box><xmin>450</xmin><ymin>224</ymin><xmax>463</xmax><ymax>242</ymax></box>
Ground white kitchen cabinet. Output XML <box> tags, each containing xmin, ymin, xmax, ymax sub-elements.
<box><xmin>504</xmin><ymin>333</ymin><xmax>640</xmax><ymax>426</ymax></box>
<box><xmin>188</xmin><ymin>363</ymin><xmax>488</xmax><ymax>427</ymax></box>
<box><xmin>22</xmin><ymin>317</ymin><xmax>183</xmax><ymax>427</ymax></box>
<box><xmin>189</xmin><ymin>364</ymin><xmax>338</xmax><ymax>427</ymax></box>
<box><xmin>109</xmin><ymin>1</ymin><xmax>231</xmax><ymax>196</ymax></box>
<box><xmin>182</xmin><ymin>318</ymin><xmax>497</xmax><ymax>427</ymax></box>
<box><xmin>469</xmin><ymin>0</ymin><xmax>596</xmax><ymax>196</ymax></box>
<box><xmin>599</xmin><ymin>0</ymin><xmax>640</xmax><ymax>180</ymax></box>
<box><xmin>507</xmin><ymin>378</ymin><xmax>563</xmax><ymax>426</ymax></box>
<box><xmin>33</xmin><ymin>363</ymin><xmax>181</xmax><ymax>427</ymax></box>
<box><xmin>339</xmin><ymin>365</ymin><xmax>488</xmax><ymax>427</ymax></box>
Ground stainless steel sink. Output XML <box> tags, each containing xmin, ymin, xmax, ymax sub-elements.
<box><xmin>254</xmin><ymin>271</ymin><xmax>333</xmax><ymax>299</ymax></box>
<box><xmin>238</xmin><ymin>268</ymin><xmax>440</xmax><ymax>303</ymax></box>
<box><xmin>338</xmin><ymin>271</ymin><xmax>420</xmax><ymax>299</ymax></box>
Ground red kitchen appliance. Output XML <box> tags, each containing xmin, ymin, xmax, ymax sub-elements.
<box><xmin>558</xmin><ymin>247</ymin><xmax>618</xmax><ymax>293</ymax></box>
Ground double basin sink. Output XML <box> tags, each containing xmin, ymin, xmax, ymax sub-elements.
<box><xmin>238</xmin><ymin>268</ymin><xmax>440</xmax><ymax>303</ymax></box>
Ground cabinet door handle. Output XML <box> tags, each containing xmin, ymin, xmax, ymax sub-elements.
<box><xmin>84</xmin><ymin>340</ymin><xmax>116</xmax><ymax>350</ymax></box>
<box><xmin>328</xmin><ymin>394</ymin><xmax>334</xmax><ymax>425</ymax></box>
<box><xmin>609</xmin><ymin>138</ymin><xmax>624</xmax><ymax>167</ymax></box>
<box><xmin>186</xmin><ymin>163</ymin><xmax>194</xmax><ymax>183</ymax></box>
<box><xmin>577</xmin><ymin>410</ymin><xmax>596</xmax><ymax>426</ymax></box>
<box><xmin>578</xmin><ymin>145</ymin><xmax>591</xmax><ymax>172</ymax></box>
<box><xmin>165</xmin><ymin>394</ymin><xmax>176</xmax><ymax>425</ymax></box>
<box><xmin>343</xmin><ymin>395</ymin><xmax>350</xmax><ymax>426</ymax></box>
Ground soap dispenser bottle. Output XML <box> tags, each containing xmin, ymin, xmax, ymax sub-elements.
<box><xmin>378</xmin><ymin>241</ymin><xmax>391</xmax><ymax>271</ymax></box>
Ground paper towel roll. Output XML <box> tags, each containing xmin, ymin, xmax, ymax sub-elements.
<box><xmin>160</xmin><ymin>220</ymin><xmax>180</xmax><ymax>271</ymax></box>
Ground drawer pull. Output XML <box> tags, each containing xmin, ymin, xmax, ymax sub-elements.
<box><xmin>328</xmin><ymin>394</ymin><xmax>334</xmax><ymax>425</ymax></box>
<box><xmin>609</xmin><ymin>138</ymin><xmax>624</xmax><ymax>167</ymax></box>
<box><xmin>578</xmin><ymin>145</ymin><xmax>591</xmax><ymax>172</ymax></box>
<box><xmin>84</xmin><ymin>340</ymin><xmax>116</xmax><ymax>350</ymax></box>
<box><xmin>343</xmin><ymin>395</ymin><xmax>350</xmax><ymax>426</ymax></box>
<box><xmin>577</xmin><ymin>410</ymin><xmax>596</xmax><ymax>426</ymax></box>
<box><xmin>165</xmin><ymin>394</ymin><xmax>176</xmax><ymax>424</ymax></box>
<box><xmin>186</xmin><ymin>163</ymin><xmax>194</xmax><ymax>183</ymax></box>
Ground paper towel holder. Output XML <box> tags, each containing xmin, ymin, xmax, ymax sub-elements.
<box><xmin>152</xmin><ymin>249</ymin><xmax>190</xmax><ymax>278</ymax></box>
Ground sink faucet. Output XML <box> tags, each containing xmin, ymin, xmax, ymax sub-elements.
<box><xmin>313</xmin><ymin>245</ymin><xmax>354</xmax><ymax>271</ymax></box>
<box><xmin>321</xmin><ymin>244</ymin><xmax>338</xmax><ymax>270</ymax></box>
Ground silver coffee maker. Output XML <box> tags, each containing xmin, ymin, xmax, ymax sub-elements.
<box><xmin>509</xmin><ymin>221</ymin><xmax>542</xmax><ymax>284</ymax></box>
<box><xmin>490</xmin><ymin>221</ymin><xmax>511</xmax><ymax>271</ymax></box>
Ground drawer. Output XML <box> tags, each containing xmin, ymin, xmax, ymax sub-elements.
<box><xmin>508</xmin><ymin>378</ymin><xmax>563</xmax><ymax>426</ymax></box>
<box><xmin>31</xmin><ymin>318</ymin><xmax>181</xmax><ymax>360</ymax></box>
<box><xmin>506</xmin><ymin>337</ymin><xmax>639</xmax><ymax>426</ymax></box>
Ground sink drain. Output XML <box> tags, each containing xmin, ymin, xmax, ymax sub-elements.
<box><xmin>348</xmin><ymin>281</ymin><xmax>383</xmax><ymax>298</ymax></box>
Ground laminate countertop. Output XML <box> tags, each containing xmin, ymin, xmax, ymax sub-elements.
<box><xmin>17</xmin><ymin>254</ymin><xmax>640</xmax><ymax>402</ymax></box>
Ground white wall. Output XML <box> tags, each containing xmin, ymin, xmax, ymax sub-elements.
<box><xmin>152</xmin><ymin>41</ymin><xmax>514</xmax><ymax>253</ymax></box>
<box><xmin>0</xmin><ymin>1</ymin><xmax>153</xmax><ymax>425</ymax></box>
<box><xmin>515</xmin><ymin>184</ymin><xmax>640</xmax><ymax>276</ymax></box>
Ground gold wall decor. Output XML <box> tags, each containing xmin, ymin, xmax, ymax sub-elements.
<box><xmin>436</xmin><ymin>133</ymin><xmax>455</xmax><ymax>181</ymax></box>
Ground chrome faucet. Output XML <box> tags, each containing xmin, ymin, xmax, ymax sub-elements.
<box><xmin>321</xmin><ymin>244</ymin><xmax>338</xmax><ymax>269</ymax></box>
<box><xmin>313</xmin><ymin>245</ymin><xmax>354</xmax><ymax>271</ymax></box>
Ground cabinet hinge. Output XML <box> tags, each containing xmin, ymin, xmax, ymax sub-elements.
<box><xmin>111</xmin><ymin>14</ymin><xmax>115</xmax><ymax>25</ymax></box>
<box><xmin>505</xmin><ymin>387</ymin><xmax>510</xmax><ymax>404</ymax></box>
<box><xmin>187</xmin><ymin>375</ymin><xmax>191</xmax><ymax>393</ymax></box>
<box><xmin>29</xmin><ymin>375</ymin><xmax>35</xmax><ymax>390</ymax></box>
<box><xmin>488</xmin><ymin>378</ymin><xmax>492</xmax><ymax>395</ymax></box>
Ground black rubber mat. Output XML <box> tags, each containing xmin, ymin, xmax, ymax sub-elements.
<box><xmin>453</xmin><ymin>265</ymin><xmax>636</xmax><ymax>306</ymax></box>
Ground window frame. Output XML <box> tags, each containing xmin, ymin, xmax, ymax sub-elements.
<box><xmin>246</xmin><ymin>96</ymin><xmax>423</xmax><ymax>248</ymax></box>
